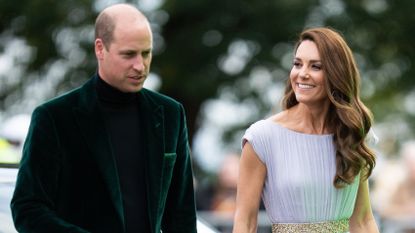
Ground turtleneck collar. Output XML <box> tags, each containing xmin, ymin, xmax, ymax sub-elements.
<box><xmin>96</xmin><ymin>75</ymin><xmax>137</xmax><ymax>105</ymax></box>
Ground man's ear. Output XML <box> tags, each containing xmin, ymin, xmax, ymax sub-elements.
<box><xmin>95</xmin><ymin>38</ymin><xmax>105</xmax><ymax>60</ymax></box>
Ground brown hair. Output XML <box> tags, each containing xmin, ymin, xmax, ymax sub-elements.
<box><xmin>282</xmin><ymin>27</ymin><xmax>376</xmax><ymax>188</ymax></box>
<box><xmin>95</xmin><ymin>12</ymin><xmax>116</xmax><ymax>50</ymax></box>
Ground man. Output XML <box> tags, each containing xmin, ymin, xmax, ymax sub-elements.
<box><xmin>10</xmin><ymin>3</ymin><xmax>197</xmax><ymax>233</ymax></box>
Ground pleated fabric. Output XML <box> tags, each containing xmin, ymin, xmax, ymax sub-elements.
<box><xmin>242</xmin><ymin>120</ymin><xmax>359</xmax><ymax>224</ymax></box>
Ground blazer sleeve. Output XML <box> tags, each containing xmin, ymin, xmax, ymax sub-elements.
<box><xmin>161</xmin><ymin>104</ymin><xmax>197</xmax><ymax>233</ymax></box>
<box><xmin>10</xmin><ymin>106</ymin><xmax>90</xmax><ymax>233</ymax></box>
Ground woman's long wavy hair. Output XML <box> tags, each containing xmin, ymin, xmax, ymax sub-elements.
<box><xmin>282</xmin><ymin>27</ymin><xmax>376</xmax><ymax>188</ymax></box>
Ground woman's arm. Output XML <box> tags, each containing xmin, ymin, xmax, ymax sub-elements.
<box><xmin>232</xmin><ymin>142</ymin><xmax>266</xmax><ymax>233</ymax></box>
<box><xmin>349</xmin><ymin>178</ymin><xmax>379</xmax><ymax>233</ymax></box>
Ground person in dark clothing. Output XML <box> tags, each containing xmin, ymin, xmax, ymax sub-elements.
<box><xmin>10</xmin><ymin>3</ymin><xmax>197</xmax><ymax>233</ymax></box>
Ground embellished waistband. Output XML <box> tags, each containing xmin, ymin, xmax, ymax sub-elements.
<box><xmin>271</xmin><ymin>219</ymin><xmax>349</xmax><ymax>233</ymax></box>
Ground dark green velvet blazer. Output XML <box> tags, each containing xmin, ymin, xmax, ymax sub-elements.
<box><xmin>11</xmin><ymin>75</ymin><xmax>197</xmax><ymax>233</ymax></box>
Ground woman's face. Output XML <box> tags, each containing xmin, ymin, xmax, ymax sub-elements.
<box><xmin>290</xmin><ymin>40</ymin><xmax>328</xmax><ymax>107</ymax></box>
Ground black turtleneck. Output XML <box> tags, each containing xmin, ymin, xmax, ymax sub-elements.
<box><xmin>96</xmin><ymin>76</ymin><xmax>150</xmax><ymax>233</ymax></box>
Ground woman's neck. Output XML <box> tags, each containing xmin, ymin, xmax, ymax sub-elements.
<box><xmin>272</xmin><ymin>103</ymin><xmax>332</xmax><ymax>135</ymax></box>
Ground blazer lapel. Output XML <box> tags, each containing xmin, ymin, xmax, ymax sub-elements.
<box><xmin>73</xmin><ymin>77</ymin><xmax>125</xmax><ymax>228</ymax></box>
<box><xmin>138</xmin><ymin>89</ymin><xmax>164</xmax><ymax>228</ymax></box>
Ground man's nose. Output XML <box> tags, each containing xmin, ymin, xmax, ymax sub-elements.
<box><xmin>133</xmin><ymin>55</ymin><xmax>145</xmax><ymax>71</ymax></box>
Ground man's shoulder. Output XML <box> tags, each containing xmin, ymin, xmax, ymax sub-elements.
<box><xmin>36</xmin><ymin>77</ymin><xmax>95</xmax><ymax>113</ymax></box>
<box><xmin>140</xmin><ymin>88</ymin><xmax>182</xmax><ymax>108</ymax></box>
<box><xmin>29</xmin><ymin>86</ymin><xmax>84</xmax><ymax>121</ymax></box>
<box><xmin>40</xmin><ymin>86</ymin><xmax>83</xmax><ymax>110</ymax></box>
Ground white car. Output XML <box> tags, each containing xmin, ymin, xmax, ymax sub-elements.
<box><xmin>0</xmin><ymin>168</ymin><xmax>17</xmax><ymax>233</ymax></box>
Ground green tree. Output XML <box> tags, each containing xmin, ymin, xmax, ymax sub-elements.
<box><xmin>1</xmin><ymin>0</ymin><xmax>415</xmax><ymax>158</ymax></box>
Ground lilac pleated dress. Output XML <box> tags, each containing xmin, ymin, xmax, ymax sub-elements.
<box><xmin>242</xmin><ymin>119</ymin><xmax>359</xmax><ymax>225</ymax></box>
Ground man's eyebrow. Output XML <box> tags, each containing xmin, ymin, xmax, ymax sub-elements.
<box><xmin>119</xmin><ymin>49</ymin><xmax>137</xmax><ymax>54</ymax></box>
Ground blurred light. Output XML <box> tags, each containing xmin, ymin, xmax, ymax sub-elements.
<box><xmin>193</xmin><ymin>125</ymin><xmax>225</xmax><ymax>172</ymax></box>
<box><xmin>306</xmin><ymin>7</ymin><xmax>326</xmax><ymax>27</ymax></box>
<box><xmin>351</xmin><ymin>29</ymin><xmax>376</xmax><ymax>50</ymax></box>
<box><xmin>10</xmin><ymin>16</ymin><xmax>26</xmax><ymax>33</ymax></box>
<box><xmin>152</xmin><ymin>33</ymin><xmax>165</xmax><ymax>55</ymax></box>
<box><xmin>362</xmin><ymin>0</ymin><xmax>388</xmax><ymax>14</ymax></box>
<box><xmin>67</xmin><ymin>8</ymin><xmax>88</xmax><ymax>24</ymax></box>
<box><xmin>0</xmin><ymin>38</ymin><xmax>34</xmax><ymax>93</ymax></box>
<box><xmin>79</xmin><ymin>25</ymin><xmax>95</xmax><ymax>43</ymax></box>
<box><xmin>366</xmin><ymin>62</ymin><xmax>403</xmax><ymax>91</ymax></box>
<box><xmin>143</xmin><ymin>72</ymin><xmax>161</xmax><ymax>91</ymax></box>
<box><xmin>360</xmin><ymin>74</ymin><xmax>375</xmax><ymax>99</ymax></box>
<box><xmin>218</xmin><ymin>54</ymin><xmax>246</xmax><ymax>75</ymax></box>
<box><xmin>381</xmin><ymin>62</ymin><xmax>402</xmax><ymax>80</ymax></box>
<box><xmin>138</xmin><ymin>0</ymin><xmax>164</xmax><ymax>11</ymax></box>
<box><xmin>94</xmin><ymin>0</ymin><xmax>165</xmax><ymax>12</ymax></box>
<box><xmin>306</xmin><ymin>0</ymin><xmax>345</xmax><ymax>28</ymax></box>
<box><xmin>193</xmin><ymin>97</ymin><xmax>258</xmax><ymax>172</ymax></box>
<box><xmin>271</xmin><ymin>68</ymin><xmax>288</xmax><ymax>81</ymax></box>
<box><xmin>374</xmin><ymin>118</ymin><xmax>412</xmax><ymax>155</ymax></box>
<box><xmin>280</xmin><ymin>51</ymin><xmax>293</xmax><ymax>70</ymax></box>
<box><xmin>320</xmin><ymin>0</ymin><xmax>345</xmax><ymax>16</ymax></box>
<box><xmin>0</xmin><ymin>55</ymin><xmax>12</xmax><ymax>74</ymax></box>
<box><xmin>265</xmin><ymin>82</ymin><xmax>285</xmax><ymax>111</ymax></box>
<box><xmin>271</xmin><ymin>43</ymin><xmax>293</xmax><ymax>60</ymax></box>
<box><xmin>9</xmin><ymin>61</ymin><xmax>69</xmax><ymax>116</ymax></box>
<box><xmin>202</xmin><ymin>99</ymin><xmax>254</xmax><ymax>127</ymax></box>
<box><xmin>93</xmin><ymin>0</ymin><xmax>122</xmax><ymax>12</ymax></box>
<box><xmin>0</xmin><ymin>114</ymin><xmax>31</xmax><ymax>143</ymax></box>
<box><xmin>54</xmin><ymin>27</ymin><xmax>88</xmax><ymax>67</ymax></box>
<box><xmin>354</xmin><ymin>53</ymin><xmax>368</xmax><ymax>71</ymax></box>
<box><xmin>202</xmin><ymin>30</ymin><xmax>223</xmax><ymax>47</ymax></box>
<box><xmin>218</xmin><ymin>39</ymin><xmax>259</xmax><ymax>75</ymax></box>
<box><xmin>404</xmin><ymin>90</ymin><xmax>415</xmax><ymax>116</ymax></box>
<box><xmin>249</xmin><ymin>66</ymin><xmax>272</xmax><ymax>91</ymax></box>
<box><xmin>148</xmin><ymin>10</ymin><xmax>169</xmax><ymax>26</ymax></box>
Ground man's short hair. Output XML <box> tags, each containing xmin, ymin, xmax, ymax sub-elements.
<box><xmin>95</xmin><ymin>12</ymin><xmax>115</xmax><ymax>50</ymax></box>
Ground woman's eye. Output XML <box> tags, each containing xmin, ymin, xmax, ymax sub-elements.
<box><xmin>312</xmin><ymin>64</ymin><xmax>322</xmax><ymax>70</ymax></box>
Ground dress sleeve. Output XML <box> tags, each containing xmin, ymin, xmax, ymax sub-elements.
<box><xmin>242</xmin><ymin>121</ymin><xmax>267</xmax><ymax>164</ymax></box>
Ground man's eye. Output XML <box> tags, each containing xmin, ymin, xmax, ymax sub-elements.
<box><xmin>142</xmin><ymin>51</ymin><xmax>151</xmax><ymax>58</ymax></box>
<box><xmin>121</xmin><ymin>51</ymin><xmax>136</xmax><ymax>58</ymax></box>
<box><xmin>125</xmin><ymin>53</ymin><xmax>135</xmax><ymax>57</ymax></box>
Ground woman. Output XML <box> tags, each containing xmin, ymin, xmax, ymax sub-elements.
<box><xmin>233</xmin><ymin>27</ymin><xmax>379</xmax><ymax>233</ymax></box>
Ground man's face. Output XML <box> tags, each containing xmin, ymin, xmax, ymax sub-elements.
<box><xmin>96</xmin><ymin>20</ymin><xmax>152</xmax><ymax>93</ymax></box>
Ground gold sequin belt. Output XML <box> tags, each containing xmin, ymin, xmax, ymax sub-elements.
<box><xmin>272</xmin><ymin>219</ymin><xmax>349</xmax><ymax>233</ymax></box>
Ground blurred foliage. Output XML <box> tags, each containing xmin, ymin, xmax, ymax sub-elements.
<box><xmin>156</xmin><ymin>0</ymin><xmax>316</xmax><ymax>142</ymax></box>
<box><xmin>0</xmin><ymin>0</ymin><xmax>415</xmax><ymax>157</ymax></box>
